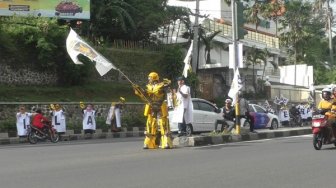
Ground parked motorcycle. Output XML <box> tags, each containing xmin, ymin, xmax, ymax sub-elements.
<box><xmin>27</xmin><ymin>121</ymin><xmax>59</xmax><ymax>144</ymax></box>
<box><xmin>311</xmin><ymin>112</ymin><xmax>336</xmax><ymax>150</ymax></box>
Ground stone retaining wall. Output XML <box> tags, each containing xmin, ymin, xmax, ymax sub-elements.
<box><xmin>0</xmin><ymin>64</ymin><xmax>58</xmax><ymax>85</ymax></box>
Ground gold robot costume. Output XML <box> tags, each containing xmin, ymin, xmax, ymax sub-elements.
<box><xmin>133</xmin><ymin>72</ymin><xmax>172</xmax><ymax>149</ymax></box>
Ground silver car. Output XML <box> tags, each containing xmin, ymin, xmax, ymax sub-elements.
<box><xmin>169</xmin><ymin>98</ymin><xmax>223</xmax><ymax>135</ymax></box>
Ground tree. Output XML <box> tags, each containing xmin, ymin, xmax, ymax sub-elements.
<box><xmin>279</xmin><ymin>1</ymin><xmax>313</xmax><ymax>66</ymax></box>
<box><xmin>261</xmin><ymin>0</ymin><xmax>286</xmax><ymax>36</ymax></box>
<box><xmin>245</xmin><ymin>46</ymin><xmax>269</xmax><ymax>93</ymax></box>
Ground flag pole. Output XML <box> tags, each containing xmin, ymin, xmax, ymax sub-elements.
<box><xmin>116</xmin><ymin>69</ymin><xmax>152</xmax><ymax>105</ymax></box>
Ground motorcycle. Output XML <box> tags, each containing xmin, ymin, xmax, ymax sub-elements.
<box><xmin>27</xmin><ymin>120</ymin><xmax>59</xmax><ymax>144</ymax></box>
<box><xmin>311</xmin><ymin>111</ymin><xmax>336</xmax><ymax>150</ymax></box>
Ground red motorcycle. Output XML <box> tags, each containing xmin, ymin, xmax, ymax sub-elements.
<box><xmin>312</xmin><ymin>112</ymin><xmax>336</xmax><ymax>150</ymax></box>
<box><xmin>27</xmin><ymin>120</ymin><xmax>59</xmax><ymax>144</ymax></box>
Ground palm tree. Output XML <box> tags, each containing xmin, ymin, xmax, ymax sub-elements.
<box><xmin>244</xmin><ymin>1</ymin><xmax>262</xmax><ymax>33</ymax></box>
<box><xmin>261</xmin><ymin>0</ymin><xmax>285</xmax><ymax>37</ymax></box>
<box><xmin>245</xmin><ymin>46</ymin><xmax>269</xmax><ymax>93</ymax></box>
<box><xmin>312</xmin><ymin>0</ymin><xmax>334</xmax><ymax>63</ymax></box>
<box><xmin>88</xmin><ymin>0</ymin><xmax>136</xmax><ymax>42</ymax></box>
<box><xmin>199</xmin><ymin>27</ymin><xmax>221</xmax><ymax>64</ymax></box>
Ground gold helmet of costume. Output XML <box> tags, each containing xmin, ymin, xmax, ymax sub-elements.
<box><xmin>119</xmin><ymin>97</ymin><xmax>126</xmax><ymax>103</ymax></box>
<box><xmin>148</xmin><ymin>72</ymin><xmax>159</xmax><ymax>81</ymax></box>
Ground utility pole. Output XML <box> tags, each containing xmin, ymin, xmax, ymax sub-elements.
<box><xmin>232</xmin><ymin>0</ymin><xmax>240</xmax><ymax>135</ymax></box>
<box><xmin>327</xmin><ymin>1</ymin><xmax>334</xmax><ymax>64</ymax></box>
<box><xmin>191</xmin><ymin>0</ymin><xmax>200</xmax><ymax>73</ymax></box>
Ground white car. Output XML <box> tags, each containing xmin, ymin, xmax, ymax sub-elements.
<box><xmin>241</xmin><ymin>104</ymin><xmax>279</xmax><ymax>130</ymax></box>
<box><xmin>169</xmin><ymin>98</ymin><xmax>223</xmax><ymax>135</ymax></box>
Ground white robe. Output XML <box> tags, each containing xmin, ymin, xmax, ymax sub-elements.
<box><xmin>16</xmin><ymin>112</ymin><xmax>32</xmax><ymax>136</ymax></box>
<box><xmin>83</xmin><ymin>110</ymin><xmax>96</xmax><ymax>130</ymax></box>
<box><xmin>278</xmin><ymin>109</ymin><xmax>290</xmax><ymax>122</ymax></box>
<box><xmin>106</xmin><ymin>106</ymin><xmax>122</xmax><ymax>128</ymax></box>
<box><xmin>52</xmin><ymin>110</ymin><xmax>66</xmax><ymax>133</ymax></box>
<box><xmin>172</xmin><ymin>85</ymin><xmax>193</xmax><ymax>124</ymax></box>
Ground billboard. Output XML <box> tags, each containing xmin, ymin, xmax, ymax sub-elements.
<box><xmin>0</xmin><ymin>0</ymin><xmax>90</xmax><ymax>20</ymax></box>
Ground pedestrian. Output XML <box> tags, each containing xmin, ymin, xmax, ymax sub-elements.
<box><xmin>16</xmin><ymin>106</ymin><xmax>33</xmax><ymax>137</ymax></box>
<box><xmin>213</xmin><ymin>99</ymin><xmax>235</xmax><ymax>133</ymax></box>
<box><xmin>106</xmin><ymin>97</ymin><xmax>125</xmax><ymax>132</ymax></box>
<box><xmin>50</xmin><ymin>104</ymin><xmax>66</xmax><ymax>134</ymax></box>
<box><xmin>172</xmin><ymin>76</ymin><xmax>193</xmax><ymax>137</ymax></box>
<box><xmin>238</xmin><ymin>92</ymin><xmax>256</xmax><ymax>133</ymax></box>
<box><xmin>80</xmin><ymin>102</ymin><xmax>96</xmax><ymax>134</ymax></box>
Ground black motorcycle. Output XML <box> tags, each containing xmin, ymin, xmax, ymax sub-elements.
<box><xmin>27</xmin><ymin>121</ymin><xmax>59</xmax><ymax>144</ymax></box>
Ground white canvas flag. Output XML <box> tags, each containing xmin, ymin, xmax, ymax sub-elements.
<box><xmin>228</xmin><ymin>68</ymin><xmax>242</xmax><ymax>105</ymax></box>
<box><xmin>183</xmin><ymin>40</ymin><xmax>193</xmax><ymax>78</ymax></box>
<box><xmin>66</xmin><ymin>28</ymin><xmax>116</xmax><ymax>76</ymax></box>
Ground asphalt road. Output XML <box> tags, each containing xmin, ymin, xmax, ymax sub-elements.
<box><xmin>0</xmin><ymin>135</ymin><xmax>335</xmax><ymax>188</ymax></box>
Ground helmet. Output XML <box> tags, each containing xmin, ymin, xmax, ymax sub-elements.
<box><xmin>119</xmin><ymin>97</ymin><xmax>126</xmax><ymax>103</ymax></box>
<box><xmin>322</xmin><ymin>87</ymin><xmax>332</xmax><ymax>100</ymax></box>
<box><xmin>148</xmin><ymin>72</ymin><xmax>159</xmax><ymax>81</ymax></box>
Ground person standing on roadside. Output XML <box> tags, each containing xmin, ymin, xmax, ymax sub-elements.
<box><xmin>172</xmin><ymin>76</ymin><xmax>193</xmax><ymax>137</ymax></box>
<box><xmin>81</xmin><ymin>103</ymin><xmax>96</xmax><ymax>134</ymax></box>
<box><xmin>16</xmin><ymin>106</ymin><xmax>33</xmax><ymax>137</ymax></box>
<box><xmin>238</xmin><ymin>92</ymin><xmax>256</xmax><ymax>133</ymax></box>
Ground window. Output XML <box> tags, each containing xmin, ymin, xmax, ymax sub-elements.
<box><xmin>197</xmin><ymin>102</ymin><xmax>215</xmax><ymax>112</ymax></box>
<box><xmin>254</xmin><ymin>105</ymin><xmax>266</xmax><ymax>113</ymax></box>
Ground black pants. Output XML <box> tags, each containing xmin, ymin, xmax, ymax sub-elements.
<box><xmin>241</xmin><ymin>113</ymin><xmax>254</xmax><ymax>132</ymax></box>
<box><xmin>178</xmin><ymin>109</ymin><xmax>187</xmax><ymax>134</ymax></box>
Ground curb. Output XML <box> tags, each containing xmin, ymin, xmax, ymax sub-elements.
<box><xmin>172</xmin><ymin>127</ymin><xmax>312</xmax><ymax>147</ymax></box>
<box><xmin>0</xmin><ymin>127</ymin><xmax>312</xmax><ymax>146</ymax></box>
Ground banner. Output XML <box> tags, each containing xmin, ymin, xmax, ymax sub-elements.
<box><xmin>228</xmin><ymin>68</ymin><xmax>242</xmax><ymax>105</ymax></box>
<box><xmin>0</xmin><ymin>0</ymin><xmax>90</xmax><ymax>19</ymax></box>
<box><xmin>183</xmin><ymin>40</ymin><xmax>193</xmax><ymax>78</ymax></box>
<box><xmin>66</xmin><ymin>28</ymin><xmax>116</xmax><ymax>76</ymax></box>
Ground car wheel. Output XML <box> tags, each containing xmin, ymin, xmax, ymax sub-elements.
<box><xmin>270</xmin><ymin>119</ymin><xmax>278</xmax><ymax>130</ymax></box>
<box><xmin>186</xmin><ymin>124</ymin><xmax>193</xmax><ymax>136</ymax></box>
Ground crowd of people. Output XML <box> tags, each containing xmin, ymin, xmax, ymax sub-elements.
<box><xmin>15</xmin><ymin>97</ymin><xmax>126</xmax><ymax>138</ymax></box>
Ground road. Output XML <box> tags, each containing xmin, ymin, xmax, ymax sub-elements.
<box><xmin>0</xmin><ymin>135</ymin><xmax>335</xmax><ymax>188</ymax></box>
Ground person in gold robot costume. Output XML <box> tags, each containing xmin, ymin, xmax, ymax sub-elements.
<box><xmin>132</xmin><ymin>72</ymin><xmax>173</xmax><ymax>149</ymax></box>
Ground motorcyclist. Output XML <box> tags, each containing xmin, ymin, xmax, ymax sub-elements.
<box><xmin>32</xmin><ymin>109</ymin><xmax>50</xmax><ymax>135</ymax></box>
<box><xmin>329</xmin><ymin>87</ymin><xmax>336</xmax><ymax>140</ymax></box>
<box><xmin>317</xmin><ymin>87</ymin><xmax>335</xmax><ymax>141</ymax></box>
<box><xmin>318</xmin><ymin>87</ymin><xmax>333</xmax><ymax>114</ymax></box>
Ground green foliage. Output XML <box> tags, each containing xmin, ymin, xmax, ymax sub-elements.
<box><xmin>159</xmin><ymin>45</ymin><xmax>184</xmax><ymax>82</ymax></box>
<box><xmin>122</xmin><ymin>111</ymin><xmax>146</xmax><ymax>128</ymax></box>
<box><xmin>0</xmin><ymin>119</ymin><xmax>16</xmax><ymax>133</ymax></box>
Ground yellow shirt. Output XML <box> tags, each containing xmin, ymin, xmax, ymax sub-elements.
<box><xmin>318</xmin><ymin>99</ymin><xmax>332</xmax><ymax>110</ymax></box>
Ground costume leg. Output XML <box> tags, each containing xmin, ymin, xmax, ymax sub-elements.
<box><xmin>143</xmin><ymin>115</ymin><xmax>157</xmax><ymax>149</ymax></box>
<box><xmin>159</xmin><ymin>117</ymin><xmax>173</xmax><ymax>149</ymax></box>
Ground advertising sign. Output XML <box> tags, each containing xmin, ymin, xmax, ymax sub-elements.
<box><xmin>0</xmin><ymin>0</ymin><xmax>90</xmax><ymax>20</ymax></box>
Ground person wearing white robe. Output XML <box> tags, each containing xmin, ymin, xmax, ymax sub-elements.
<box><xmin>82</xmin><ymin>104</ymin><xmax>96</xmax><ymax>134</ymax></box>
<box><xmin>172</xmin><ymin>76</ymin><xmax>193</xmax><ymax>136</ymax></box>
<box><xmin>16</xmin><ymin>106</ymin><xmax>32</xmax><ymax>137</ymax></box>
<box><xmin>51</xmin><ymin>104</ymin><xmax>66</xmax><ymax>134</ymax></box>
<box><xmin>106</xmin><ymin>97</ymin><xmax>125</xmax><ymax>132</ymax></box>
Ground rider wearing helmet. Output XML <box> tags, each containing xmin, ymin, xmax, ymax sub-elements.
<box><xmin>318</xmin><ymin>87</ymin><xmax>333</xmax><ymax>112</ymax></box>
<box><xmin>318</xmin><ymin>87</ymin><xmax>335</xmax><ymax>141</ymax></box>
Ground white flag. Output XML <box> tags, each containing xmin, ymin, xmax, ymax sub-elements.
<box><xmin>66</xmin><ymin>28</ymin><xmax>116</xmax><ymax>76</ymax></box>
<box><xmin>228</xmin><ymin>68</ymin><xmax>242</xmax><ymax>105</ymax></box>
<box><xmin>183</xmin><ymin>40</ymin><xmax>193</xmax><ymax>78</ymax></box>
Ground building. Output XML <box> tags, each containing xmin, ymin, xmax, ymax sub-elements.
<box><xmin>162</xmin><ymin>0</ymin><xmax>311</xmax><ymax>100</ymax></box>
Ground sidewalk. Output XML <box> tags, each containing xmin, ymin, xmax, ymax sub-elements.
<box><xmin>0</xmin><ymin>126</ymin><xmax>312</xmax><ymax>146</ymax></box>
